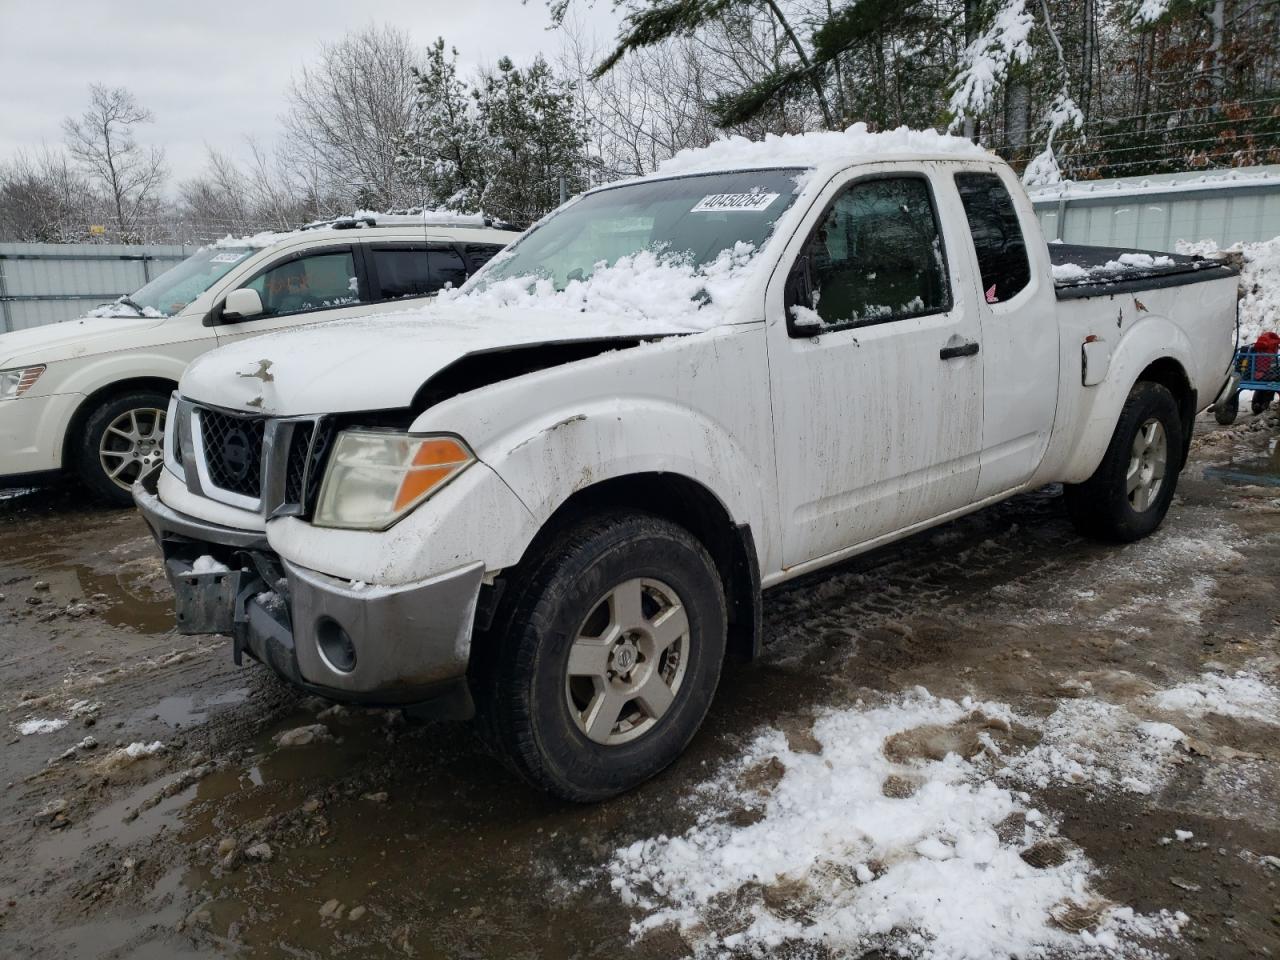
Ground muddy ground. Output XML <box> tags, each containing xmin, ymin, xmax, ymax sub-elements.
<box><xmin>0</xmin><ymin>411</ymin><xmax>1277</xmax><ymax>960</ymax></box>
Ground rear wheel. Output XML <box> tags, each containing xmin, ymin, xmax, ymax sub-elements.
<box><xmin>1064</xmin><ymin>381</ymin><xmax>1183</xmax><ymax>543</ymax></box>
<box><xmin>74</xmin><ymin>390</ymin><xmax>170</xmax><ymax>507</ymax></box>
<box><xmin>1251</xmin><ymin>391</ymin><xmax>1274</xmax><ymax>416</ymax></box>
<box><xmin>477</xmin><ymin>512</ymin><xmax>726</xmax><ymax>802</ymax></box>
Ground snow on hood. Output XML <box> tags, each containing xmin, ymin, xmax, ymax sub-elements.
<box><xmin>182</xmin><ymin>246</ymin><xmax>758</xmax><ymax>416</ymax></box>
<box><xmin>0</xmin><ymin>314</ymin><xmax>164</xmax><ymax>368</ymax></box>
<box><xmin>652</xmin><ymin>122</ymin><xmax>989</xmax><ymax>180</ymax></box>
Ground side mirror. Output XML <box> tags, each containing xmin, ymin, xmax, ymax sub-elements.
<box><xmin>222</xmin><ymin>288</ymin><xmax>264</xmax><ymax>322</ymax></box>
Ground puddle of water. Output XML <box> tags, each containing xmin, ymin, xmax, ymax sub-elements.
<box><xmin>0</xmin><ymin>507</ymin><xmax>175</xmax><ymax>633</ymax></box>
<box><xmin>133</xmin><ymin>687</ymin><xmax>251</xmax><ymax>729</ymax></box>
<box><xmin>1203</xmin><ymin>437</ymin><xmax>1280</xmax><ymax>487</ymax></box>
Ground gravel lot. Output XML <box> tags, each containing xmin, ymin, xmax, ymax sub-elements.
<box><xmin>0</xmin><ymin>411</ymin><xmax>1277</xmax><ymax>959</ymax></box>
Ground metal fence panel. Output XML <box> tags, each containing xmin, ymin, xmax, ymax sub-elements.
<box><xmin>0</xmin><ymin>243</ymin><xmax>193</xmax><ymax>332</ymax></box>
<box><xmin>1030</xmin><ymin>165</ymin><xmax>1280</xmax><ymax>251</ymax></box>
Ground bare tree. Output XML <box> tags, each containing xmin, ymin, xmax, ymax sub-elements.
<box><xmin>283</xmin><ymin>25</ymin><xmax>421</xmax><ymax>209</ymax></box>
<box><xmin>0</xmin><ymin>146</ymin><xmax>102</xmax><ymax>242</ymax></box>
<box><xmin>62</xmin><ymin>84</ymin><xmax>167</xmax><ymax>240</ymax></box>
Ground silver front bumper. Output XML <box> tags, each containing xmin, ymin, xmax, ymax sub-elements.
<box><xmin>134</xmin><ymin>476</ymin><xmax>485</xmax><ymax>709</ymax></box>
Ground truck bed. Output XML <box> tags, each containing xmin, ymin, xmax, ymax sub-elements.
<box><xmin>1050</xmin><ymin>243</ymin><xmax>1237</xmax><ymax>300</ymax></box>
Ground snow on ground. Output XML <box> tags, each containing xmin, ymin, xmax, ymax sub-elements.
<box><xmin>1148</xmin><ymin>670</ymin><xmax>1280</xmax><ymax>723</ymax></box>
<box><xmin>16</xmin><ymin>718</ymin><xmax>67</xmax><ymax>735</ymax></box>
<box><xmin>653</xmin><ymin>122</ymin><xmax>988</xmax><ymax>181</ymax></box>
<box><xmin>1176</xmin><ymin>236</ymin><xmax>1280</xmax><ymax>343</ymax></box>
<box><xmin>1003</xmin><ymin>699</ymin><xmax>1186</xmax><ymax>796</ymax></box>
<box><xmin>603</xmin><ymin>680</ymin><xmax>1250</xmax><ymax>958</ymax></box>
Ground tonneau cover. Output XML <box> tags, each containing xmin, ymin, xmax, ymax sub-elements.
<box><xmin>1050</xmin><ymin>243</ymin><xmax>1237</xmax><ymax>300</ymax></box>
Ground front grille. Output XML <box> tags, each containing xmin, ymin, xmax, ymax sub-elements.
<box><xmin>283</xmin><ymin>419</ymin><xmax>334</xmax><ymax>514</ymax></box>
<box><xmin>200</xmin><ymin>409</ymin><xmax>266</xmax><ymax>499</ymax></box>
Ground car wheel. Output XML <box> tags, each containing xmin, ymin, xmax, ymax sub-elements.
<box><xmin>1064</xmin><ymin>380</ymin><xmax>1183</xmax><ymax>543</ymax></box>
<box><xmin>1214</xmin><ymin>391</ymin><xmax>1239</xmax><ymax>425</ymax></box>
<box><xmin>478</xmin><ymin>511</ymin><xmax>726</xmax><ymax>802</ymax></box>
<box><xmin>75</xmin><ymin>390</ymin><xmax>170</xmax><ymax>507</ymax></box>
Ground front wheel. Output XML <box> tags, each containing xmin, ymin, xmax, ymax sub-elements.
<box><xmin>478</xmin><ymin>512</ymin><xmax>727</xmax><ymax>802</ymax></box>
<box><xmin>74</xmin><ymin>390</ymin><xmax>170</xmax><ymax>507</ymax></box>
<box><xmin>1064</xmin><ymin>381</ymin><xmax>1183</xmax><ymax>543</ymax></box>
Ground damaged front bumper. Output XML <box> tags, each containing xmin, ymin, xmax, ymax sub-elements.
<box><xmin>134</xmin><ymin>474</ymin><xmax>483</xmax><ymax>718</ymax></box>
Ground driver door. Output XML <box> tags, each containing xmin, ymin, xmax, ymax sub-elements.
<box><xmin>766</xmin><ymin>166</ymin><xmax>984</xmax><ymax>568</ymax></box>
<box><xmin>214</xmin><ymin>244</ymin><xmax>375</xmax><ymax>344</ymax></box>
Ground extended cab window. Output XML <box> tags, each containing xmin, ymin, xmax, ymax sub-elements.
<box><xmin>370</xmin><ymin>245</ymin><xmax>467</xmax><ymax>301</ymax></box>
<box><xmin>791</xmin><ymin>176</ymin><xmax>951</xmax><ymax>334</ymax></box>
<box><xmin>955</xmin><ymin>172</ymin><xmax>1031</xmax><ymax>303</ymax></box>
<box><xmin>242</xmin><ymin>250</ymin><xmax>361</xmax><ymax>318</ymax></box>
<box><xmin>465</xmin><ymin>243</ymin><xmax>504</xmax><ymax>272</ymax></box>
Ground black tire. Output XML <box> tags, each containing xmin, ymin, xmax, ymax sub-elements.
<box><xmin>1214</xmin><ymin>392</ymin><xmax>1239</xmax><ymax>425</ymax></box>
<box><xmin>476</xmin><ymin>511</ymin><xmax>727</xmax><ymax>802</ymax></box>
<box><xmin>74</xmin><ymin>389</ymin><xmax>170</xmax><ymax>507</ymax></box>
<box><xmin>1251</xmin><ymin>390</ymin><xmax>1274</xmax><ymax>416</ymax></box>
<box><xmin>1064</xmin><ymin>381</ymin><xmax>1183</xmax><ymax>543</ymax></box>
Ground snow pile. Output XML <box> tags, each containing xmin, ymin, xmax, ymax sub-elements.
<box><xmin>86</xmin><ymin>301</ymin><xmax>164</xmax><ymax>319</ymax></box>
<box><xmin>209</xmin><ymin>231</ymin><xmax>297</xmax><ymax>250</ymax></box>
<box><xmin>443</xmin><ymin>243</ymin><xmax>759</xmax><ymax>332</ymax></box>
<box><xmin>191</xmin><ymin>555</ymin><xmax>231</xmax><ymax>574</ymax></box>
<box><xmin>608</xmin><ymin>689</ymin><xmax>1186</xmax><ymax>958</ymax></box>
<box><xmin>1052</xmin><ymin>253</ymin><xmax>1176</xmax><ymax>284</ymax></box>
<box><xmin>17</xmin><ymin>718</ymin><xmax>67</xmax><ymax>735</ymax></box>
<box><xmin>1176</xmin><ymin>236</ymin><xmax>1280</xmax><ymax>342</ymax></box>
<box><xmin>1003</xmin><ymin>699</ymin><xmax>1187</xmax><ymax>796</ymax></box>
<box><xmin>1148</xmin><ymin>670</ymin><xmax>1280</xmax><ymax>723</ymax></box>
<box><xmin>654</xmin><ymin>122</ymin><xmax>988</xmax><ymax>181</ymax></box>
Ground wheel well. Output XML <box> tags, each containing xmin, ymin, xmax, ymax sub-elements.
<box><xmin>61</xmin><ymin>377</ymin><xmax>177</xmax><ymax>470</ymax></box>
<box><xmin>1137</xmin><ymin>358</ymin><xmax>1196</xmax><ymax>469</ymax></box>
<box><xmin>510</xmin><ymin>474</ymin><xmax>762</xmax><ymax>663</ymax></box>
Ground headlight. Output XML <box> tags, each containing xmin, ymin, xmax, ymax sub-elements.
<box><xmin>0</xmin><ymin>365</ymin><xmax>46</xmax><ymax>400</ymax></box>
<box><xmin>313</xmin><ymin>430</ymin><xmax>474</xmax><ymax>530</ymax></box>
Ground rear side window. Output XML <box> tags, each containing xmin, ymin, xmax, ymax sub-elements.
<box><xmin>790</xmin><ymin>176</ymin><xmax>951</xmax><ymax>334</ymax></box>
<box><xmin>465</xmin><ymin>243</ymin><xmax>504</xmax><ymax>272</ymax></box>
<box><xmin>954</xmin><ymin>173</ymin><xmax>1031</xmax><ymax>303</ymax></box>
<box><xmin>370</xmin><ymin>245</ymin><xmax>468</xmax><ymax>301</ymax></box>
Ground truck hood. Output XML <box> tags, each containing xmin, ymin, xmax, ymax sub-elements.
<box><xmin>179</xmin><ymin>307</ymin><xmax>704</xmax><ymax>416</ymax></box>
<box><xmin>0</xmin><ymin>314</ymin><xmax>165</xmax><ymax>367</ymax></box>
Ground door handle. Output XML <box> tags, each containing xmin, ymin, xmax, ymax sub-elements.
<box><xmin>940</xmin><ymin>340</ymin><xmax>980</xmax><ymax>360</ymax></box>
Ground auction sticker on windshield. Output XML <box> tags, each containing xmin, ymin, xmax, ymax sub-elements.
<box><xmin>691</xmin><ymin>192</ymin><xmax>780</xmax><ymax>213</ymax></box>
<box><xmin>210</xmin><ymin>252</ymin><xmax>248</xmax><ymax>264</ymax></box>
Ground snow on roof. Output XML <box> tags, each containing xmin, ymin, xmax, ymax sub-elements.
<box><xmin>652</xmin><ymin>122</ymin><xmax>990</xmax><ymax>180</ymax></box>
<box><xmin>1028</xmin><ymin>164</ymin><xmax>1280</xmax><ymax>203</ymax></box>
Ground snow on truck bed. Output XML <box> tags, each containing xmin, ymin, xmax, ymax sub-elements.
<box><xmin>1050</xmin><ymin>243</ymin><xmax>1236</xmax><ymax>299</ymax></box>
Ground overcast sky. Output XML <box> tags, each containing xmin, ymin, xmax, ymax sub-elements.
<box><xmin>0</xmin><ymin>0</ymin><xmax>619</xmax><ymax>188</ymax></box>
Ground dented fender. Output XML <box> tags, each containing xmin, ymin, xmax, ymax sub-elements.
<box><xmin>407</xmin><ymin>326</ymin><xmax>777</xmax><ymax>573</ymax></box>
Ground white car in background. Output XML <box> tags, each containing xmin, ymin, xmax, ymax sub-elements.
<box><xmin>0</xmin><ymin>214</ymin><xmax>519</xmax><ymax>505</ymax></box>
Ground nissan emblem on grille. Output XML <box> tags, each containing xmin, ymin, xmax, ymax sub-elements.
<box><xmin>221</xmin><ymin>427</ymin><xmax>253</xmax><ymax>484</ymax></box>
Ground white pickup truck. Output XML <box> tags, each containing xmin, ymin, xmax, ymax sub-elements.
<box><xmin>135</xmin><ymin>127</ymin><xmax>1238</xmax><ymax>801</ymax></box>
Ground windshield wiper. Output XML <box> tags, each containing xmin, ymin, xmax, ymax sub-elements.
<box><xmin>116</xmin><ymin>295</ymin><xmax>147</xmax><ymax>316</ymax></box>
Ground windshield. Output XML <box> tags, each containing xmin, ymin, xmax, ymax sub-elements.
<box><xmin>128</xmin><ymin>246</ymin><xmax>255</xmax><ymax>316</ymax></box>
<box><xmin>476</xmin><ymin>169</ymin><xmax>805</xmax><ymax>291</ymax></box>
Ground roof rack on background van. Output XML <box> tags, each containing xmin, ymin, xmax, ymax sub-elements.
<box><xmin>299</xmin><ymin>212</ymin><xmax>517</xmax><ymax>232</ymax></box>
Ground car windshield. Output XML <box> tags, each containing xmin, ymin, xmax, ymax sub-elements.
<box><xmin>475</xmin><ymin>169</ymin><xmax>805</xmax><ymax>292</ymax></box>
<box><xmin>128</xmin><ymin>246</ymin><xmax>255</xmax><ymax>316</ymax></box>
